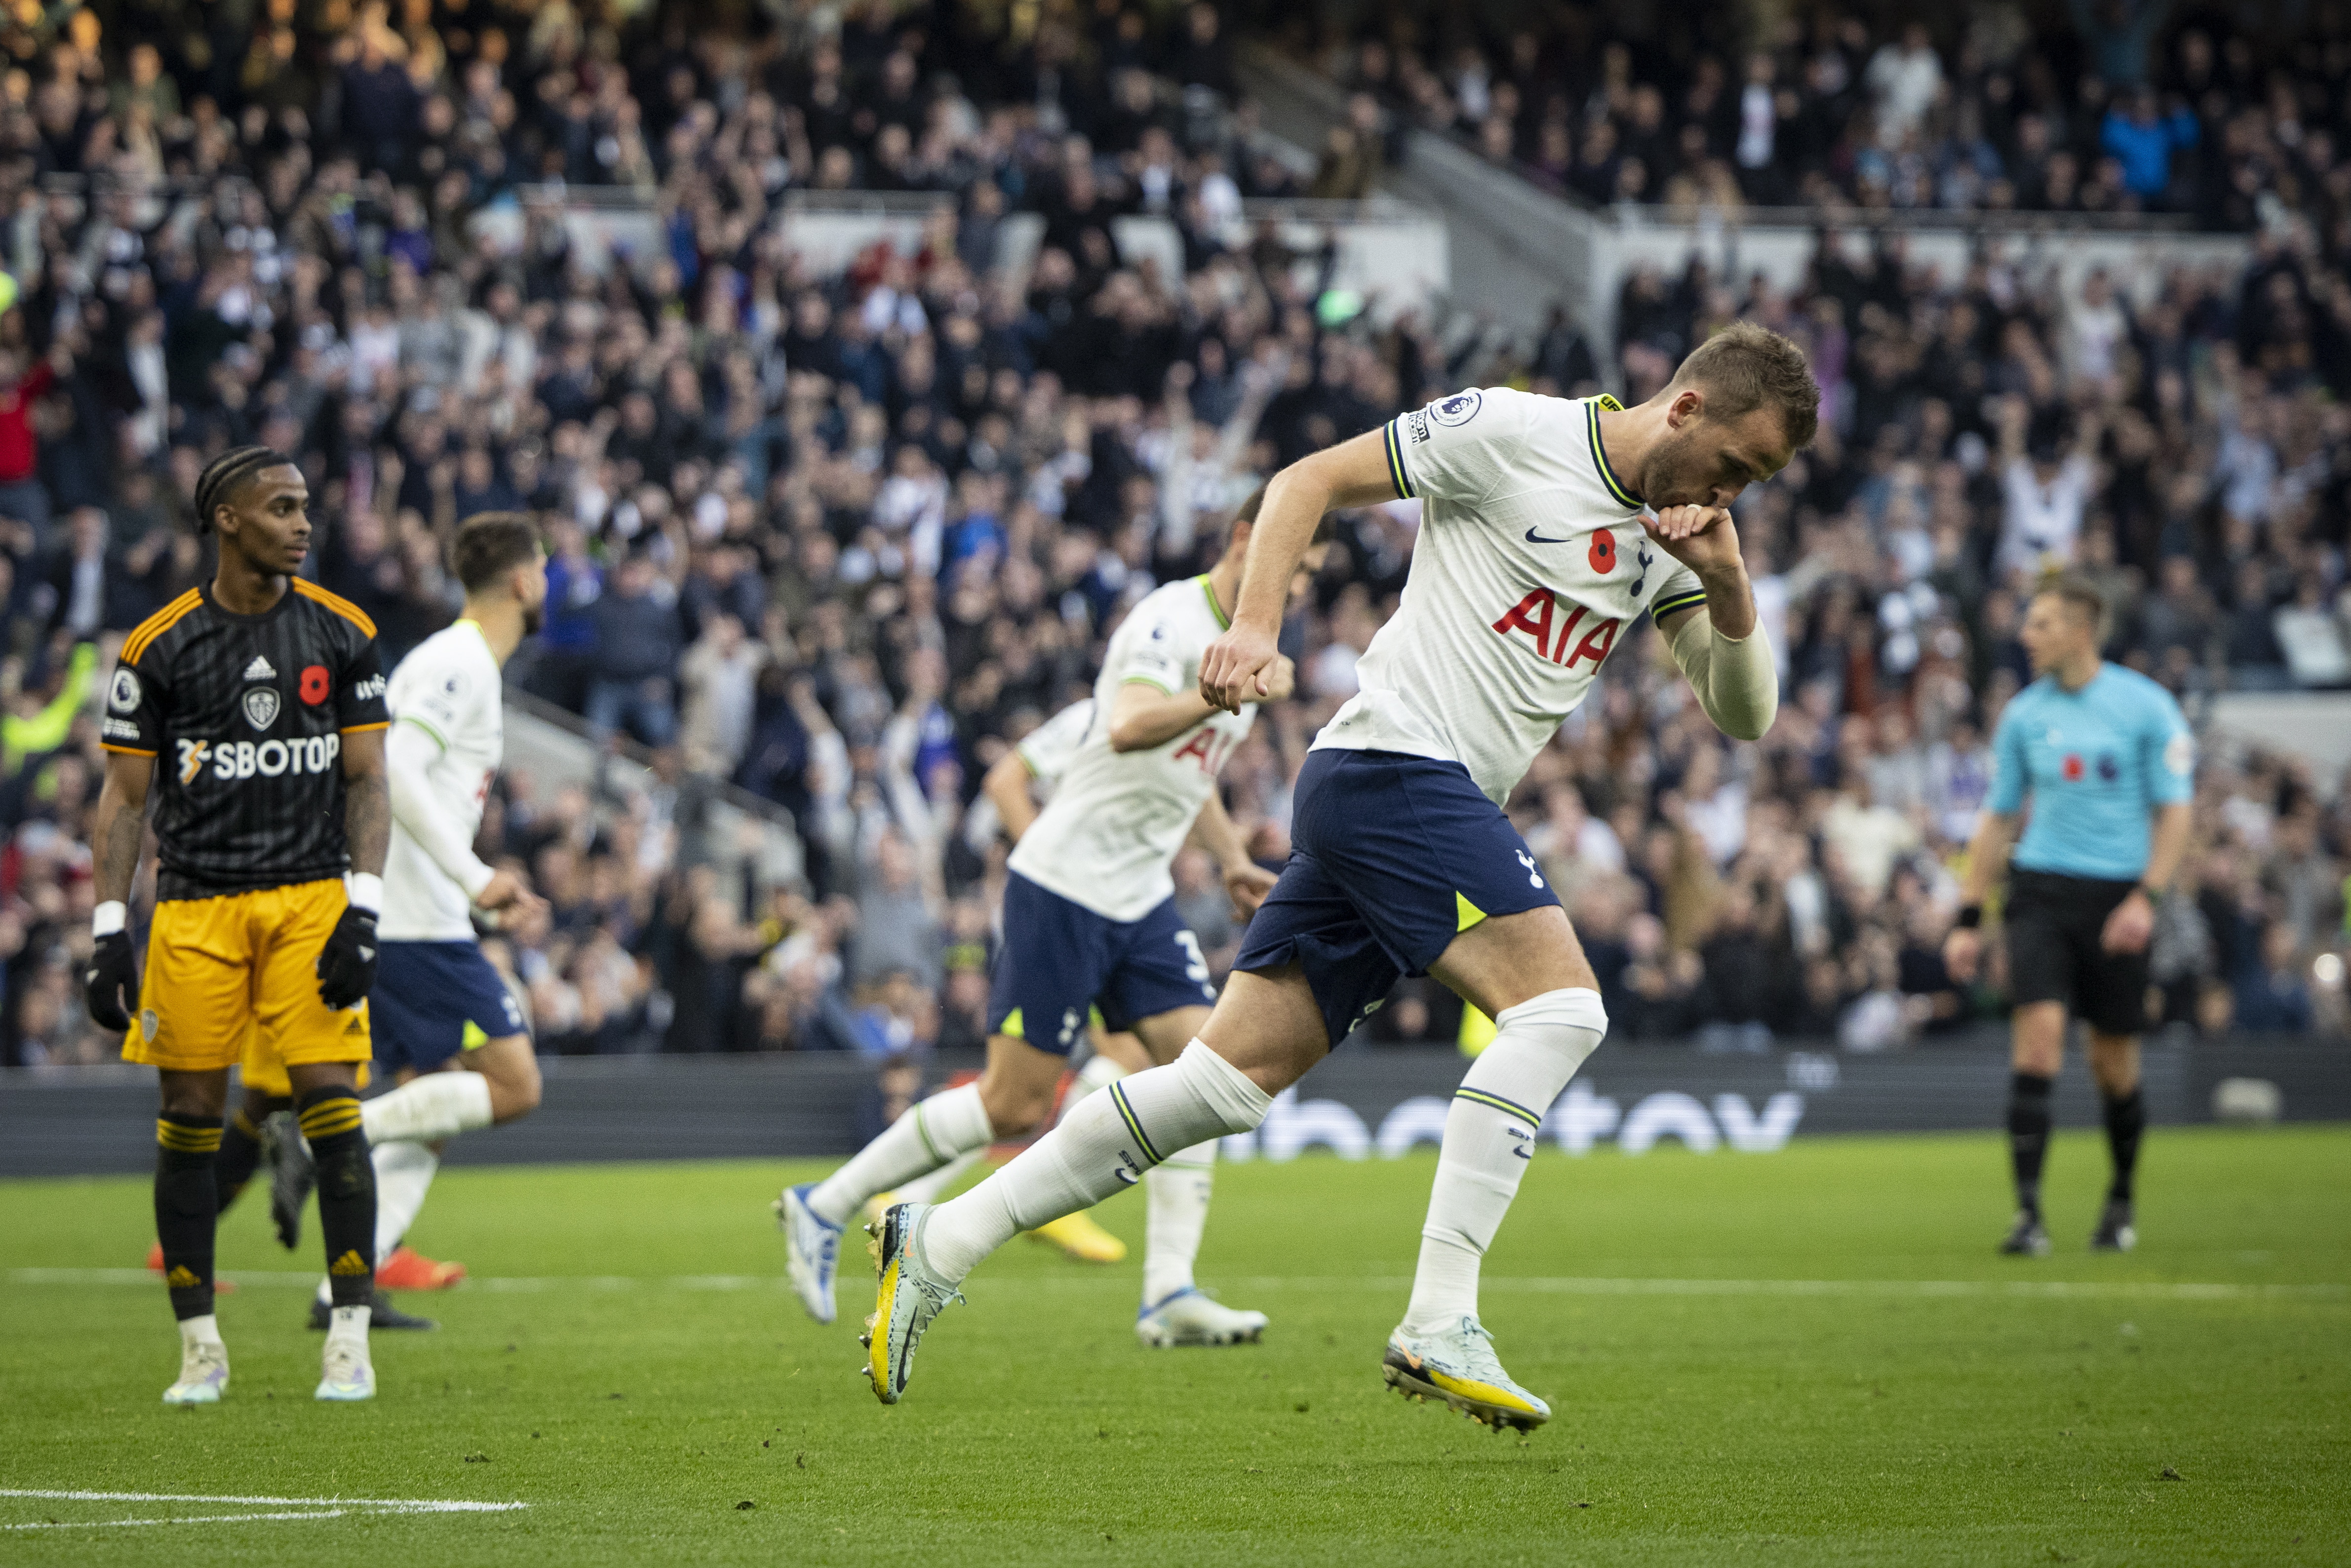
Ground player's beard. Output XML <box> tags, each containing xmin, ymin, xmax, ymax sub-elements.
<box><xmin>521</xmin><ymin>597</ymin><xmax>545</xmax><ymax>635</ymax></box>
<box><xmin>1640</xmin><ymin>425</ymin><xmax>1712</xmax><ymax>509</ymax></box>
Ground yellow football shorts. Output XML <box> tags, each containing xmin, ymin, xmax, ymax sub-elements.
<box><xmin>121</xmin><ymin>879</ymin><xmax>372</xmax><ymax>1088</ymax></box>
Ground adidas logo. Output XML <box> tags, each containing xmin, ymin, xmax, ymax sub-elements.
<box><xmin>165</xmin><ymin>1265</ymin><xmax>202</xmax><ymax>1288</ymax></box>
<box><xmin>328</xmin><ymin>1250</ymin><xmax>371</xmax><ymax>1277</ymax></box>
<box><xmin>342</xmin><ymin>1015</ymin><xmax>366</xmax><ymax>1035</ymax></box>
<box><xmin>243</xmin><ymin>655</ymin><xmax>276</xmax><ymax>681</ymax></box>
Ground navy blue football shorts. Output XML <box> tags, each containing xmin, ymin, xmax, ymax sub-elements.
<box><xmin>986</xmin><ymin>871</ymin><xmax>1219</xmax><ymax>1054</ymax></box>
<box><xmin>1234</xmin><ymin>748</ymin><xmax>1561</xmax><ymax>1047</ymax></box>
<box><xmin>371</xmin><ymin>940</ymin><xmax>527</xmax><ymax>1073</ymax></box>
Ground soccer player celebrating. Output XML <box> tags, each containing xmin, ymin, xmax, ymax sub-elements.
<box><xmin>1942</xmin><ymin>575</ymin><xmax>2193</xmax><ymax>1257</ymax></box>
<box><xmin>783</xmin><ymin>496</ymin><xmax>1317</xmax><ymax>1349</ymax></box>
<box><xmin>85</xmin><ymin>447</ymin><xmax>393</xmax><ymax>1404</ymax></box>
<box><xmin>860</xmin><ymin>325</ymin><xmax>1815</xmax><ymax>1424</ymax></box>
<box><xmin>287</xmin><ymin>512</ymin><xmax>552</xmax><ymax>1322</ymax></box>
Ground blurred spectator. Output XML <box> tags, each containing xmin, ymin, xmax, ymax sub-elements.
<box><xmin>1320</xmin><ymin>6</ymin><xmax>2344</xmax><ymax>225</ymax></box>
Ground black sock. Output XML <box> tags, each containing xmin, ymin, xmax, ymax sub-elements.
<box><xmin>2007</xmin><ymin>1071</ymin><xmax>2054</xmax><ymax>1217</ymax></box>
<box><xmin>297</xmin><ymin>1089</ymin><xmax>376</xmax><ymax>1308</ymax></box>
<box><xmin>155</xmin><ymin>1115</ymin><xmax>223</xmax><ymax>1321</ymax></box>
<box><xmin>2102</xmin><ymin>1088</ymin><xmax>2146</xmax><ymax>1203</ymax></box>
<box><xmin>215</xmin><ymin>1107</ymin><xmax>267</xmax><ymax>1210</ymax></box>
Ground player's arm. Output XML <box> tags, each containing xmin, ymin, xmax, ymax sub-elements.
<box><xmin>83</xmin><ymin>748</ymin><xmax>153</xmax><ymax>1028</ymax></box>
<box><xmin>2101</xmin><ymin>794</ymin><xmax>2194</xmax><ymax>957</ymax></box>
<box><xmin>387</xmin><ymin>716</ymin><xmax>496</xmax><ymax>897</ymax></box>
<box><xmin>341</xmin><ymin>725</ymin><xmax>391</xmax><ymax>880</ymax></box>
<box><xmin>1184</xmin><ymin>786</ymin><xmax>1276</xmax><ymax>917</ymax></box>
<box><xmin>2111</xmin><ymin>706</ymin><xmax>2198</xmax><ymax>956</ymax></box>
<box><xmin>1944</xmin><ymin>696</ymin><xmax>2032</xmax><ymax>983</ymax></box>
<box><xmin>318</xmin><ymin>631</ymin><xmax>393</xmax><ymax>1008</ymax></box>
<box><xmin>1110</xmin><ymin>659</ymin><xmax>1292</xmax><ymax>751</ymax></box>
<box><xmin>980</xmin><ymin>747</ymin><xmax>1042</xmax><ymax>843</ymax></box>
<box><xmin>1941</xmin><ymin>810</ymin><xmax>2020</xmax><ymax>985</ymax></box>
<box><xmin>1200</xmin><ymin>427</ymin><xmax>1394</xmax><ymax>712</ymax></box>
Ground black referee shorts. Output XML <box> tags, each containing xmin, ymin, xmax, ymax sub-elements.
<box><xmin>2004</xmin><ymin>869</ymin><xmax>2150</xmax><ymax>1037</ymax></box>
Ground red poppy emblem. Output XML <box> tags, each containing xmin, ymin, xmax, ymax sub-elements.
<box><xmin>1589</xmin><ymin>531</ymin><xmax>1616</xmax><ymax>573</ymax></box>
<box><xmin>2062</xmin><ymin>753</ymin><xmax>2084</xmax><ymax>782</ymax></box>
<box><xmin>300</xmin><ymin>665</ymin><xmax>330</xmax><ymax>705</ymax></box>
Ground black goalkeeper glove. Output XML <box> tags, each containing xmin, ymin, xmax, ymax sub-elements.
<box><xmin>315</xmin><ymin>905</ymin><xmax>379</xmax><ymax>1011</ymax></box>
<box><xmin>84</xmin><ymin>929</ymin><xmax>137</xmax><ymax>1031</ymax></box>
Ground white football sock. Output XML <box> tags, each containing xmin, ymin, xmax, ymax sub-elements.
<box><xmin>179</xmin><ymin>1313</ymin><xmax>223</xmax><ymax>1350</ymax></box>
<box><xmin>1404</xmin><ymin>988</ymin><xmax>1607</xmax><ymax>1336</ymax></box>
<box><xmin>1074</xmin><ymin>1052</ymin><xmax>1128</xmax><ymax>1097</ymax></box>
<box><xmin>316</xmin><ymin>1142</ymin><xmax>439</xmax><ymax>1305</ymax></box>
<box><xmin>923</xmin><ymin>1042</ymin><xmax>1271</xmax><ymax>1282</ymax></box>
<box><xmin>325</xmin><ymin>1304</ymin><xmax>371</xmax><ymax>1346</ymax></box>
<box><xmin>372</xmin><ymin>1141</ymin><xmax>439</xmax><ymax>1260</ymax></box>
<box><xmin>361</xmin><ymin>1073</ymin><xmax>493</xmax><ymax>1145</ymax></box>
<box><xmin>806</xmin><ymin>1081</ymin><xmax>993</xmax><ymax>1226</ymax></box>
<box><xmin>1141</xmin><ymin>1142</ymin><xmax>1216</xmax><ymax>1306</ymax></box>
<box><xmin>889</xmin><ymin>1147</ymin><xmax>986</xmax><ymax>1206</ymax></box>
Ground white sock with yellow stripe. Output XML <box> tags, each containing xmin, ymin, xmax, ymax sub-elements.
<box><xmin>923</xmin><ymin>1042</ymin><xmax>1270</xmax><ymax>1283</ymax></box>
<box><xmin>1403</xmin><ymin>988</ymin><xmax>1607</xmax><ymax>1336</ymax></box>
<box><xmin>807</xmin><ymin>1082</ymin><xmax>992</xmax><ymax>1227</ymax></box>
<box><xmin>361</xmin><ymin>1073</ymin><xmax>492</xmax><ymax>1144</ymax></box>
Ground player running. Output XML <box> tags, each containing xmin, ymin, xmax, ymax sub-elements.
<box><xmin>1942</xmin><ymin>575</ymin><xmax>2192</xmax><ymax>1257</ymax></box>
<box><xmin>85</xmin><ymin>446</ymin><xmax>393</xmax><ymax>1404</ymax></box>
<box><xmin>279</xmin><ymin>513</ymin><xmax>552</xmax><ymax>1323</ymax></box>
<box><xmin>860</xmin><ymin>323</ymin><xmax>1817</xmax><ymax>1424</ymax></box>
<box><xmin>783</xmin><ymin>494</ymin><xmax>1317</xmax><ymax>1350</ymax></box>
<box><xmin>855</xmin><ymin>696</ymin><xmax>1138</xmax><ymax>1269</ymax></box>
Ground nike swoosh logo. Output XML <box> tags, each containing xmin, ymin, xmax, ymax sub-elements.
<box><xmin>1525</xmin><ymin>528</ymin><xmax>1572</xmax><ymax>544</ymax></box>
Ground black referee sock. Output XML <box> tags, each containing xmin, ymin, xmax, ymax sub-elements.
<box><xmin>2007</xmin><ymin>1071</ymin><xmax>2054</xmax><ymax>1218</ymax></box>
<box><xmin>2102</xmin><ymin>1088</ymin><xmax>2146</xmax><ymax>1203</ymax></box>
<box><xmin>297</xmin><ymin>1089</ymin><xmax>377</xmax><ymax>1309</ymax></box>
<box><xmin>155</xmin><ymin>1115</ymin><xmax>223</xmax><ymax>1322</ymax></box>
<box><xmin>215</xmin><ymin>1107</ymin><xmax>267</xmax><ymax>1210</ymax></box>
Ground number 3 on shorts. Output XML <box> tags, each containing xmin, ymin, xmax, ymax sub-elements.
<box><xmin>1175</xmin><ymin>931</ymin><xmax>1211</xmax><ymax>985</ymax></box>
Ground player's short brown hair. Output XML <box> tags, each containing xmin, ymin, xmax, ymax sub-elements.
<box><xmin>2034</xmin><ymin>570</ymin><xmax>2107</xmax><ymax>630</ymax></box>
<box><xmin>1669</xmin><ymin>321</ymin><xmax>1821</xmax><ymax>449</ymax></box>
<box><xmin>452</xmin><ymin>512</ymin><xmax>543</xmax><ymax>593</ymax></box>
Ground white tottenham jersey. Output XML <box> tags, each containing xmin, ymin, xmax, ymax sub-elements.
<box><xmin>381</xmin><ymin>620</ymin><xmax>503</xmax><ymax>940</ymax></box>
<box><xmin>1009</xmin><ymin>577</ymin><xmax>1254</xmax><ymax>921</ymax></box>
<box><xmin>1314</xmin><ymin>388</ymin><xmax>1707</xmax><ymax>803</ymax></box>
<box><xmin>1013</xmin><ymin>697</ymin><xmax>1094</xmax><ymax>788</ymax></box>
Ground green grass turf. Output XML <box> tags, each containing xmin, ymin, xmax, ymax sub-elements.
<box><xmin>1</xmin><ymin>1126</ymin><xmax>2347</xmax><ymax>1566</ymax></box>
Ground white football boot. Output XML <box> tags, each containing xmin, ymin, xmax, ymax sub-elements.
<box><xmin>778</xmin><ymin>1182</ymin><xmax>842</xmax><ymax>1325</ymax></box>
<box><xmin>1136</xmin><ymin>1287</ymin><xmax>1267</xmax><ymax>1347</ymax></box>
<box><xmin>861</xmin><ymin>1204</ymin><xmax>963</xmax><ymax>1405</ymax></box>
<box><xmin>162</xmin><ymin>1340</ymin><xmax>229</xmax><ymax>1405</ymax></box>
<box><xmin>315</xmin><ymin>1332</ymin><xmax>375</xmax><ymax>1402</ymax></box>
<box><xmin>1381</xmin><ymin>1314</ymin><xmax>1550</xmax><ymax>1432</ymax></box>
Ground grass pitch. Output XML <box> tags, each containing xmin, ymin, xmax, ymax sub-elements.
<box><xmin>2</xmin><ymin>1125</ymin><xmax>2346</xmax><ymax>1566</ymax></box>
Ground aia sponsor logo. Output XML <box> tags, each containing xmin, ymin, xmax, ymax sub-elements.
<box><xmin>1490</xmin><ymin>590</ymin><xmax>1621</xmax><ymax>671</ymax></box>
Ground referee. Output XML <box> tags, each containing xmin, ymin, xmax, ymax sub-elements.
<box><xmin>1943</xmin><ymin>575</ymin><xmax>2194</xmax><ymax>1256</ymax></box>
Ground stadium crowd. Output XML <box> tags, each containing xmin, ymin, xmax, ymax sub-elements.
<box><xmin>1309</xmin><ymin>3</ymin><xmax>2351</xmax><ymax>229</ymax></box>
<box><xmin>0</xmin><ymin>0</ymin><xmax>2346</xmax><ymax>1070</ymax></box>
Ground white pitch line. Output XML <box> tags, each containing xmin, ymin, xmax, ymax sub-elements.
<box><xmin>7</xmin><ymin>1268</ymin><xmax>2341</xmax><ymax>1303</ymax></box>
<box><xmin>4</xmin><ymin>1510</ymin><xmax>349</xmax><ymax>1530</ymax></box>
<box><xmin>0</xmin><ymin>1490</ymin><xmax>525</xmax><ymax>1511</ymax></box>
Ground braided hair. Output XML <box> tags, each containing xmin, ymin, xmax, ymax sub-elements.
<box><xmin>192</xmin><ymin>446</ymin><xmax>294</xmax><ymax>534</ymax></box>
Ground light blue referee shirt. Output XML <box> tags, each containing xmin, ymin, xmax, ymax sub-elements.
<box><xmin>1988</xmin><ymin>664</ymin><xmax>2194</xmax><ymax>881</ymax></box>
